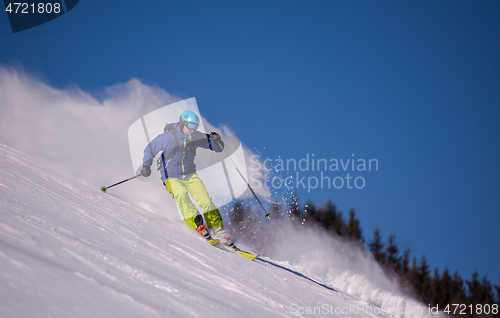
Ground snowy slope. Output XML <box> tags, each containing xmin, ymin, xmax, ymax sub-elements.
<box><xmin>0</xmin><ymin>144</ymin><xmax>440</xmax><ymax>318</ymax></box>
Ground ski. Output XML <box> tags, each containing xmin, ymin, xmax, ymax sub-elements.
<box><xmin>234</xmin><ymin>249</ymin><xmax>260</xmax><ymax>261</ymax></box>
<box><xmin>223</xmin><ymin>243</ymin><xmax>260</xmax><ymax>261</ymax></box>
<box><xmin>207</xmin><ymin>229</ymin><xmax>260</xmax><ymax>261</ymax></box>
<box><xmin>208</xmin><ymin>238</ymin><xmax>220</xmax><ymax>246</ymax></box>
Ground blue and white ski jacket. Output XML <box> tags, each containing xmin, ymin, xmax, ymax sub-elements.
<box><xmin>142</xmin><ymin>123</ymin><xmax>224</xmax><ymax>181</ymax></box>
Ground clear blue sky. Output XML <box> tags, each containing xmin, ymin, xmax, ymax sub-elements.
<box><xmin>1</xmin><ymin>1</ymin><xmax>499</xmax><ymax>283</ymax></box>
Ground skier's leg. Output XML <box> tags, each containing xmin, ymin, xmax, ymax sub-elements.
<box><xmin>183</xmin><ymin>174</ymin><xmax>224</xmax><ymax>232</ymax></box>
<box><xmin>165</xmin><ymin>178</ymin><xmax>199</xmax><ymax>230</ymax></box>
<box><xmin>184</xmin><ymin>174</ymin><xmax>236</xmax><ymax>248</ymax></box>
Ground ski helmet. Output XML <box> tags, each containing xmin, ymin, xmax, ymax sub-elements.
<box><xmin>179</xmin><ymin>110</ymin><xmax>200</xmax><ymax>130</ymax></box>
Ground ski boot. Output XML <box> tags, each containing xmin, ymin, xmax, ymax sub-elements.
<box><xmin>216</xmin><ymin>230</ymin><xmax>238</xmax><ymax>251</ymax></box>
<box><xmin>196</xmin><ymin>224</ymin><xmax>219</xmax><ymax>246</ymax></box>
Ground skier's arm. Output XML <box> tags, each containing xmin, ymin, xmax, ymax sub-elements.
<box><xmin>195</xmin><ymin>132</ymin><xmax>224</xmax><ymax>152</ymax></box>
<box><xmin>142</xmin><ymin>134</ymin><xmax>172</xmax><ymax>167</ymax></box>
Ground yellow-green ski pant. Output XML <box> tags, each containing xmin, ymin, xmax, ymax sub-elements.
<box><xmin>165</xmin><ymin>174</ymin><xmax>224</xmax><ymax>231</ymax></box>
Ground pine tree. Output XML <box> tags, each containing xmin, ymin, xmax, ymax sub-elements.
<box><xmin>386</xmin><ymin>234</ymin><xmax>401</xmax><ymax>273</ymax></box>
<box><xmin>397</xmin><ymin>248</ymin><xmax>412</xmax><ymax>292</ymax></box>
<box><xmin>409</xmin><ymin>257</ymin><xmax>419</xmax><ymax>292</ymax></box>
<box><xmin>303</xmin><ymin>200</ymin><xmax>317</xmax><ymax>225</ymax></box>
<box><xmin>229</xmin><ymin>200</ymin><xmax>249</xmax><ymax>236</ymax></box>
<box><xmin>324</xmin><ymin>200</ymin><xmax>345</xmax><ymax>236</ymax></box>
<box><xmin>401</xmin><ymin>248</ymin><xmax>411</xmax><ymax>277</ymax></box>
<box><xmin>344</xmin><ymin>208</ymin><xmax>363</xmax><ymax>243</ymax></box>
<box><xmin>231</xmin><ymin>201</ymin><xmax>245</xmax><ymax>223</ymax></box>
<box><xmin>430</xmin><ymin>268</ymin><xmax>441</xmax><ymax>307</ymax></box>
<box><xmin>312</xmin><ymin>200</ymin><xmax>345</xmax><ymax>236</ymax></box>
<box><xmin>414</xmin><ymin>255</ymin><xmax>431</xmax><ymax>303</ymax></box>
<box><xmin>450</xmin><ymin>271</ymin><xmax>467</xmax><ymax>305</ymax></box>
<box><xmin>495</xmin><ymin>281</ymin><xmax>500</xmax><ymax>304</ymax></box>
<box><xmin>480</xmin><ymin>276</ymin><xmax>495</xmax><ymax>309</ymax></box>
<box><xmin>467</xmin><ymin>270</ymin><xmax>483</xmax><ymax>305</ymax></box>
<box><xmin>368</xmin><ymin>227</ymin><xmax>386</xmax><ymax>265</ymax></box>
<box><xmin>436</xmin><ymin>267</ymin><xmax>452</xmax><ymax>308</ymax></box>
<box><xmin>466</xmin><ymin>270</ymin><xmax>496</xmax><ymax>308</ymax></box>
<box><xmin>273</xmin><ymin>193</ymin><xmax>500</xmax><ymax>315</ymax></box>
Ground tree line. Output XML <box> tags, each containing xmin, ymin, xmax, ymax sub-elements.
<box><xmin>222</xmin><ymin>193</ymin><xmax>499</xmax><ymax>318</ymax></box>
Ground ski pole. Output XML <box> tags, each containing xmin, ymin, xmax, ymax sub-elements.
<box><xmin>100</xmin><ymin>174</ymin><xmax>141</xmax><ymax>193</ymax></box>
<box><xmin>215</xmin><ymin>140</ymin><xmax>270</xmax><ymax>218</ymax></box>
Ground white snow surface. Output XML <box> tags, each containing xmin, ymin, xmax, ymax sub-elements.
<box><xmin>0</xmin><ymin>144</ymin><xmax>443</xmax><ymax>318</ymax></box>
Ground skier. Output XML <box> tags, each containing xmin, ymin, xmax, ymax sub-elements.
<box><xmin>140</xmin><ymin>110</ymin><xmax>234</xmax><ymax>247</ymax></box>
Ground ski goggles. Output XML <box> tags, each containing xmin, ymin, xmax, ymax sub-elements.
<box><xmin>186</xmin><ymin>122</ymin><xmax>199</xmax><ymax>130</ymax></box>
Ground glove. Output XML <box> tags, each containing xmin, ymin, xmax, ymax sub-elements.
<box><xmin>209</xmin><ymin>132</ymin><xmax>222</xmax><ymax>144</ymax></box>
<box><xmin>141</xmin><ymin>166</ymin><xmax>151</xmax><ymax>177</ymax></box>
